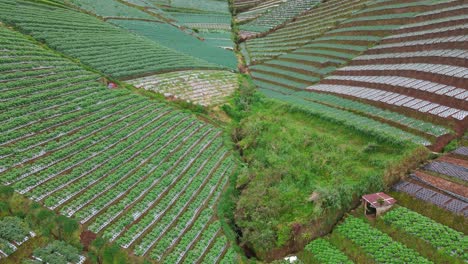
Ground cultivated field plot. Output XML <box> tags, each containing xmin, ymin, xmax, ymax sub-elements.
<box><xmin>0</xmin><ymin>25</ymin><xmax>238</xmax><ymax>263</ymax></box>
<box><xmin>244</xmin><ymin>0</ymin><xmax>368</xmax><ymax>62</ymax></box>
<box><xmin>240</xmin><ymin>0</ymin><xmax>320</xmax><ymax>34</ymax></box>
<box><xmin>170</xmin><ymin>13</ymin><xmax>231</xmax><ymax>30</ymax></box>
<box><xmin>453</xmin><ymin>147</ymin><xmax>468</xmax><ymax>156</ymax></box>
<box><xmin>28</xmin><ymin>241</ymin><xmax>86</xmax><ymax>264</ymax></box>
<box><xmin>250</xmin><ymin>0</ymin><xmax>453</xmax><ymax>89</ymax></box>
<box><xmin>303</xmin><ymin>239</ymin><xmax>353</xmax><ymax>264</ymax></box>
<box><xmin>128</xmin><ymin>70</ymin><xmax>238</xmax><ymax>106</ymax></box>
<box><xmin>235</xmin><ymin>0</ymin><xmax>283</xmax><ymax>22</ymax></box>
<box><xmin>108</xmin><ymin>19</ymin><xmax>237</xmax><ymax>69</ymax></box>
<box><xmin>424</xmin><ymin>161</ymin><xmax>468</xmax><ymax>182</ymax></box>
<box><xmin>381</xmin><ymin>207</ymin><xmax>468</xmax><ymax>261</ymax></box>
<box><xmin>394</xmin><ymin>181</ymin><xmax>467</xmax><ymax>216</ymax></box>
<box><xmin>393</xmin><ymin>148</ymin><xmax>468</xmax><ymax>216</ymax></box>
<box><xmin>68</xmin><ymin>0</ymin><xmax>159</xmax><ymax>20</ymax></box>
<box><xmin>163</xmin><ymin>0</ymin><xmax>230</xmax><ymax>14</ymax></box>
<box><xmin>260</xmin><ymin>88</ymin><xmax>433</xmax><ymax>145</ymax></box>
<box><xmin>300</xmin><ymin>207</ymin><xmax>467</xmax><ymax>263</ymax></box>
<box><xmin>0</xmin><ymin>0</ymin><xmax>219</xmax><ymax>79</ymax></box>
<box><xmin>198</xmin><ymin>31</ymin><xmax>234</xmax><ymax>49</ymax></box>
<box><xmin>336</xmin><ymin>217</ymin><xmax>432</xmax><ymax>263</ymax></box>
<box><xmin>311</xmin><ymin>1</ymin><xmax>468</xmax><ymax>124</ymax></box>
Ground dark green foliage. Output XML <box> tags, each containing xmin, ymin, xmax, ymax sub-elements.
<box><xmin>222</xmin><ymin>74</ymin><xmax>261</xmax><ymax>122</ymax></box>
<box><xmin>55</xmin><ymin>215</ymin><xmax>79</xmax><ymax>240</ymax></box>
<box><xmin>0</xmin><ymin>216</ymin><xmax>30</xmax><ymax>242</ymax></box>
<box><xmin>443</xmin><ymin>139</ymin><xmax>459</xmax><ymax>153</ymax></box>
<box><xmin>33</xmin><ymin>240</ymin><xmax>80</xmax><ymax>264</ymax></box>
<box><xmin>88</xmin><ymin>237</ymin><xmax>129</xmax><ymax>264</ymax></box>
<box><xmin>0</xmin><ymin>186</ymin><xmax>14</xmax><ymax>200</ymax></box>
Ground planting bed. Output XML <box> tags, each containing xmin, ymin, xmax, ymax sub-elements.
<box><xmin>128</xmin><ymin>70</ymin><xmax>239</xmax><ymax>106</ymax></box>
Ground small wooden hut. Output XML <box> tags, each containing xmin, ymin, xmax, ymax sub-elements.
<box><xmin>362</xmin><ymin>192</ymin><xmax>396</xmax><ymax>217</ymax></box>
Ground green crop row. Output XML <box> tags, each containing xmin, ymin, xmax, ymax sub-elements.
<box><xmin>336</xmin><ymin>217</ymin><xmax>432</xmax><ymax>263</ymax></box>
<box><xmin>304</xmin><ymin>238</ymin><xmax>353</xmax><ymax>263</ymax></box>
<box><xmin>382</xmin><ymin>207</ymin><xmax>468</xmax><ymax>261</ymax></box>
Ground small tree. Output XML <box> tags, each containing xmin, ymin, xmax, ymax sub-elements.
<box><xmin>0</xmin><ymin>186</ymin><xmax>14</xmax><ymax>200</ymax></box>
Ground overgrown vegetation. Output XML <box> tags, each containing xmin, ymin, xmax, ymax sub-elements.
<box><xmin>222</xmin><ymin>74</ymin><xmax>426</xmax><ymax>260</ymax></box>
<box><xmin>0</xmin><ymin>185</ymin><xmax>148</xmax><ymax>264</ymax></box>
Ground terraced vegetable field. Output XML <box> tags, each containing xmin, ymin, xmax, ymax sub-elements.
<box><xmin>235</xmin><ymin>0</ymin><xmax>283</xmax><ymax>22</ymax></box>
<box><xmin>336</xmin><ymin>216</ymin><xmax>432</xmax><ymax>263</ymax></box>
<box><xmin>240</xmin><ymin>0</ymin><xmax>320</xmax><ymax>34</ymax></box>
<box><xmin>63</xmin><ymin>0</ymin><xmax>237</xmax><ymax>69</ymax></box>
<box><xmin>393</xmin><ymin>147</ymin><xmax>468</xmax><ymax>216</ymax></box>
<box><xmin>299</xmin><ymin>206</ymin><xmax>467</xmax><ymax>264</ymax></box>
<box><xmin>244</xmin><ymin>0</ymin><xmax>367</xmax><ymax>62</ymax></box>
<box><xmin>312</xmin><ymin>2</ymin><xmax>468</xmax><ymax>126</ymax></box>
<box><xmin>249</xmin><ymin>0</ymin><xmax>465</xmax><ymax>149</ymax></box>
<box><xmin>0</xmin><ymin>24</ymin><xmax>238</xmax><ymax>263</ymax></box>
<box><xmin>2</xmin><ymin>0</ymin><xmax>467</xmax><ymax>262</ymax></box>
<box><xmin>108</xmin><ymin>19</ymin><xmax>237</xmax><ymax>69</ymax></box>
<box><xmin>382</xmin><ymin>207</ymin><xmax>467</xmax><ymax>261</ymax></box>
<box><xmin>69</xmin><ymin>0</ymin><xmax>158</xmax><ymax>20</ymax></box>
<box><xmin>0</xmin><ymin>0</ymin><xmax>220</xmax><ymax>79</ymax></box>
<box><xmin>128</xmin><ymin>70</ymin><xmax>238</xmax><ymax>106</ymax></box>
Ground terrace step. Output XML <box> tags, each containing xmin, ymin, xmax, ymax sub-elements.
<box><xmin>393</xmin><ymin>180</ymin><xmax>468</xmax><ymax>217</ymax></box>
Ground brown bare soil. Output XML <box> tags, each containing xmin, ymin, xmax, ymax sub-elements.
<box><xmin>438</xmin><ymin>156</ymin><xmax>468</xmax><ymax>167</ymax></box>
<box><xmin>80</xmin><ymin>230</ymin><xmax>97</xmax><ymax>250</ymax></box>
<box><xmin>414</xmin><ymin>170</ymin><xmax>468</xmax><ymax>198</ymax></box>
